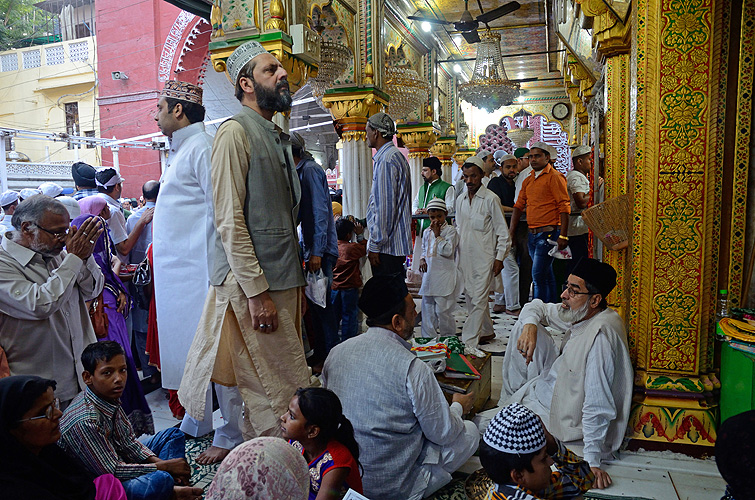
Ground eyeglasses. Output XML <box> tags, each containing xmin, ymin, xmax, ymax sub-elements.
<box><xmin>34</xmin><ymin>224</ymin><xmax>70</xmax><ymax>239</ymax></box>
<box><xmin>17</xmin><ymin>398</ymin><xmax>60</xmax><ymax>422</ymax></box>
<box><xmin>562</xmin><ymin>283</ymin><xmax>592</xmax><ymax>298</ymax></box>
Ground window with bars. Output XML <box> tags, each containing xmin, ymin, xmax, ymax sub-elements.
<box><xmin>65</xmin><ymin>103</ymin><xmax>80</xmax><ymax>150</ymax></box>
<box><xmin>85</xmin><ymin>131</ymin><xmax>95</xmax><ymax>148</ymax></box>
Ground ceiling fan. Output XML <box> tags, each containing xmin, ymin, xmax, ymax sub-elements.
<box><xmin>408</xmin><ymin>0</ymin><xmax>520</xmax><ymax>44</ymax></box>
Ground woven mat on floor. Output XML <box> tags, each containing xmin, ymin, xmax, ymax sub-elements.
<box><xmin>185</xmin><ymin>431</ymin><xmax>219</xmax><ymax>490</ymax></box>
<box><xmin>584</xmin><ymin>494</ymin><xmax>654</xmax><ymax>500</ymax></box>
<box><xmin>426</xmin><ymin>477</ymin><xmax>468</xmax><ymax>500</ymax></box>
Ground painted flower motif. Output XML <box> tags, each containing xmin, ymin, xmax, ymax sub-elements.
<box><xmin>675</xmin><ymin>58</ymin><xmax>696</xmax><ymax>80</ymax></box>
<box><xmin>663</xmin><ymin>5</ymin><xmax>710</xmax><ymax>53</ymax></box>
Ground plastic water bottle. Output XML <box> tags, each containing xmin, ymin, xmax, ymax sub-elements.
<box><xmin>717</xmin><ymin>289</ymin><xmax>730</xmax><ymax>320</ymax></box>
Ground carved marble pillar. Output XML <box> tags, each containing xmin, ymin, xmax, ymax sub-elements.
<box><xmin>322</xmin><ymin>87</ymin><xmax>389</xmax><ymax>218</ymax></box>
<box><xmin>396</xmin><ymin>122</ymin><xmax>440</xmax><ymax>202</ymax></box>
<box><xmin>430</xmin><ymin>134</ymin><xmax>458</xmax><ymax>185</ymax></box>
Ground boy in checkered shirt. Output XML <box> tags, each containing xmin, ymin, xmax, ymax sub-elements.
<box><xmin>480</xmin><ymin>403</ymin><xmax>594</xmax><ymax>499</ymax></box>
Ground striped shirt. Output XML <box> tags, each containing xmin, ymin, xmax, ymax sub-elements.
<box><xmin>489</xmin><ymin>439</ymin><xmax>594</xmax><ymax>499</ymax></box>
<box><xmin>366</xmin><ymin>142</ymin><xmax>412</xmax><ymax>257</ymax></box>
<box><xmin>58</xmin><ymin>387</ymin><xmax>158</xmax><ymax>480</ymax></box>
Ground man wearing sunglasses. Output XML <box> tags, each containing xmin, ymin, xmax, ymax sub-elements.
<box><xmin>485</xmin><ymin>257</ymin><xmax>632</xmax><ymax>491</ymax></box>
<box><xmin>0</xmin><ymin>195</ymin><xmax>105</xmax><ymax>408</ymax></box>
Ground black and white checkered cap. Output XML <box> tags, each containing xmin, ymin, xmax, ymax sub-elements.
<box><xmin>483</xmin><ymin>403</ymin><xmax>546</xmax><ymax>454</ymax></box>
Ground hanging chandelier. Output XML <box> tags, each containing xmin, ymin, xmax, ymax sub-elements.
<box><xmin>458</xmin><ymin>31</ymin><xmax>520</xmax><ymax>112</ymax></box>
<box><xmin>384</xmin><ymin>64</ymin><xmax>431</xmax><ymax>120</ymax></box>
<box><xmin>507</xmin><ymin>107</ymin><xmax>534</xmax><ymax>147</ymax></box>
<box><xmin>309</xmin><ymin>38</ymin><xmax>353</xmax><ymax>110</ymax></box>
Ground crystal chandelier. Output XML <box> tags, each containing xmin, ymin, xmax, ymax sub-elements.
<box><xmin>310</xmin><ymin>39</ymin><xmax>353</xmax><ymax>110</ymax></box>
<box><xmin>384</xmin><ymin>64</ymin><xmax>431</xmax><ymax>121</ymax></box>
<box><xmin>458</xmin><ymin>31</ymin><xmax>520</xmax><ymax>112</ymax></box>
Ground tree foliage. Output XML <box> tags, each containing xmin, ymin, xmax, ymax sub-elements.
<box><xmin>0</xmin><ymin>0</ymin><xmax>56</xmax><ymax>51</ymax></box>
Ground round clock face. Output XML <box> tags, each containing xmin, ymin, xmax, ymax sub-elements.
<box><xmin>552</xmin><ymin>103</ymin><xmax>569</xmax><ymax>120</ymax></box>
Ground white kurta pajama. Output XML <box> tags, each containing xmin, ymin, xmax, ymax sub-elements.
<box><xmin>152</xmin><ymin>122</ymin><xmax>243</xmax><ymax>449</ymax></box>
<box><xmin>493</xmin><ymin>300</ymin><xmax>633</xmax><ymax>466</ymax></box>
<box><xmin>455</xmin><ymin>185</ymin><xmax>510</xmax><ymax>348</ymax></box>
<box><xmin>419</xmin><ymin>223</ymin><xmax>458</xmax><ymax>338</ymax></box>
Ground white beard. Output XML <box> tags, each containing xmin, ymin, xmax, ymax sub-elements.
<box><xmin>557</xmin><ymin>300</ymin><xmax>590</xmax><ymax>324</ymax></box>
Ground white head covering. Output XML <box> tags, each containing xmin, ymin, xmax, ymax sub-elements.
<box><xmin>205</xmin><ymin>437</ymin><xmax>309</xmax><ymax>500</ymax></box>
<box><xmin>425</xmin><ymin>197</ymin><xmax>448</xmax><ymax>213</ymax></box>
<box><xmin>56</xmin><ymin>196</ymin><xmax>81</xmax><ymax>220</ymax></box>
<box><xmin>497</xmin><ymin>154</ymin><xmax>516</xmax><ymax>164</ymax></box>
<box><xmin>572</xmin><ymin>145</ymin><xmax>591</xmax><ymax>158</ymax></box>
<box><xmin>226</xmin><ymin>41</ymin><xmax>268</xmax><ymax>85</ymax></box>
<box><xmin>483</xmin><ymin>403</ymin><xmax>546</xmax><ymax>454</ymax></box>
<box><xmin>19</xmin><ymin>188</ymin><xmax>42</xmax><ymax>200</ymax></box>
<box><xmin>38</xmin><ymin>182</ymin><xmax>63</xmax><ymax>198</ymax></box>
<box><xmin>463</xmin><ymin>156</ymin><xmax>485</xmax><ymax>171</ymax></box>
<box><xmin>477</xmin><ymin>149</ymin><xmax>492</xmax><ymax>159</ymax></box>
<box><xmin>0</xmin><ymin>190</ymin><xmax>19</xmax><ymax>207</ymax></box>
<box><xmin>95</xmin><ymin>168</ymin><xmax>125</xmax><ymax>188</ymax></box>
<box><xmin>529</xmin><ymin>141</ymin><xmax>558</xmax><ymax>160</ymax></box>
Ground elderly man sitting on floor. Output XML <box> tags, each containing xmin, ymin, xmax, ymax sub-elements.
<box><xmin>480</xmin><ymin>257</ymin><xmax>632</xmax><ymax>491</ymax></box>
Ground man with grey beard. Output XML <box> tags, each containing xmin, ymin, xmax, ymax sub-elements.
<box><xmin>0</xmin><ymin>195</ymin><xmax>104</xmax><ymax>406</ymax></box>
<box><xmin>490</xmin><ymin>258</ymin><xmax>632</xmax><ymax>491</ymax></box>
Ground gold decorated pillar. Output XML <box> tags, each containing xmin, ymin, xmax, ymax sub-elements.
<box><xmin>453</xmin><ymin>146</ymin><xmax>476</xmax><ymax>184</ymax></box>
<box><xmin>396</xmin><ymin>122</ymin><xmax>441</xmax><ymax>203</ymax></box>
<box><xmin>322</xmin><ymin>86</ymin><xmax>389</xmax><ymax>219</ymax></box>
<box><xmin>625</xmin><ymin>0</ymin><xmax>727</xmax><ymax>449</ymax></box>
<box><xmin>430</xmin><ymin>132</ymin><xmax>458</xmax><ymax>185</ymax></box>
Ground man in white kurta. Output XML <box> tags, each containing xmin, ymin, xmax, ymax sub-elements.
<box><xmin>494</xmin><ymin>258</ymin><xmax>633</xmax><ymax>490</ymax></box>
<box><xmin>152</xmin><ymin>80</ymin><xmax>243</xmax><ymax>464</ymax></box>
<box><xmin>418</xmin><ymin>198</ymin><xmax>458</xmax><ymax>338</ymax></box>
<box><xmin>455</xmin><ymin>156</ymin><xmax>510</xmax><ymax>350</ymax></box>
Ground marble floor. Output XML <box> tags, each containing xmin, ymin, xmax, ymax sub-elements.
<box><xmin>144</xmin><ymin>296</ymin><xmax>727</xmax><ymax>500</ymax></box>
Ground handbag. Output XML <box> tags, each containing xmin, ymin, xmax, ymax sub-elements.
<box><xmin>89</xmin><ymin>292</ymin><xmax>109</xmax><ymax>338</ymax></box>
<box><xmin>130</xmin><ymin>255</ymin><xmax>152</xmax><ymax>310</ymax></box>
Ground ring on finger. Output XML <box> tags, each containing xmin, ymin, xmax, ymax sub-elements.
<box><xmin>89</xmin><ymin>240</ymin><xmax>95</xmax><ymax>244</ymax></box>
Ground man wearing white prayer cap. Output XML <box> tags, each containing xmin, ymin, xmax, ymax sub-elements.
<box><xmin>565</xmin><ymin>145</ymin><xmax>593</xmax><ymax>276</ymax></box>
<box><xmin>0</xmin><ymin>190</ymin><xmax>19</xmax><ymax>235</ymax></box>
<box><xmin>39</xmin><ymin>182</ymin><xmax>63</xmax><ymax>198</ymax></box>
<box><xmin>56</xmin><ymin>196</ymin><xmax>81</xmax><ymax>220</ymax></box>
<box><xmin>508</xmin><ymin>141</ymin><xmax>570</xmax><ymax>303</ymax></box>
<box><xmin>19</xmin><ymin>188</ymin><xmax>41</xmax><ymax>201</ymax></box>
<box><xmin>179</xmin><ymin>40</ymin><xmax>310</xmax><ymax>442</ymax></box>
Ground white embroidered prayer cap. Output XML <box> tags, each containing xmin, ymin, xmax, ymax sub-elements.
<box><xmin>529</xmin><ymin>141</ymin><xmax>558</xmax><ymax>160</ymax></box>
<box><xmin>463</xmin><ymin>155</ymin><xmax>484</xmax><ymax>171</ymax></box>
<box><xmin>572</xmin><ymin>145</ymin><xmax>591</xmax><ymax>158</ymax></box>
<box><xmin>0</xmin><ymin>190</ymin><xmax>19</xmax><ymax>206</ymax></box>
<box><xmin>19</xmin><ymin>188</ymin><xmax>42</xmax><ymax>200</ymax></box>
<box><xmin>425</xmin><ymin>198</ymin><xmax>448</xmax><ymax>213</ymax></box>
<box><xmin>39</xmin><ymin>182</ymin><xmax>63</xmax><ymax>198</ymax></box>
<box><xmin>482</xmin><ymin>403</ymin><xmax>546</xmax><ymax>454</ymax></box>
<box><xmin>226</xmin><ymin>41</ymin><xmax>269</xmax><ymax>85</ymax></box>
<box><xmin>497</xmin><ymin>154</ymin><xmax>516</xmax><ymax>164</ymax></box>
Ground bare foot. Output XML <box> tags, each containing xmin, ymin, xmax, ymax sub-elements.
<box><xmin>196</xmin><ymin>445</ymin><xmax>231</xmax><ymax>465</ymax></box>
<box><xmin>173</xmin><ymin>486</ymin><xmax>203</xmax><ymax>500</ymax></box>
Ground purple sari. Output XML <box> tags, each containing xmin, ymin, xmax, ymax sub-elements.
<box><xmin>72</xmin><ymin>213</ymin><xmax>155</xmax><ymax>436</ymax></box>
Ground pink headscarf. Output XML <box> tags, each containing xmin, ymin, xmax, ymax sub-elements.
<box><xmin>78</xmin><ymin>195</ymin><xmax>107</xmax><ymax>217</ymax></box>
<box><xmin>205</xmin><ymin>437</ymin><xmax>309</xmax><ymax>500</ymax></box>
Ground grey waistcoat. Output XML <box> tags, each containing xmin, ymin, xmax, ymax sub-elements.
<box><xmin>323</xmin><ymin>327</ymin><xmax>424</xmax><ymax>500</ymax></box>
<box><xmin>211</xmin><ymin>107</ymin><xmax>305</xmax><ymax>291</ymax></box>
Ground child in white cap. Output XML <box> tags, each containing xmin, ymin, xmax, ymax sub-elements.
<box><xmin>418</xmin><ymin>197</ymin><xmax>458</xmax><ymax>338</ymax></box>
<box><xmin>480</xmin><ymin>403</ymin><xmax>594</xmax><ymax>499</ymax></box>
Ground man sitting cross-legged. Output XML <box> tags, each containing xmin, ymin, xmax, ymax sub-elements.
<box><xmin>486</xmin><ymin>257</ymin><xmax>632</xmax><ymax>490</ymax></box>
<box><xmin>480</xmin><ymin>403</ymin><xmax>594</xmax><ymax>499</ymax></box>
<box><xmin>59</xmin><ymin>341</ymin><xmax>203</xmax><ymax>500</ymax></box>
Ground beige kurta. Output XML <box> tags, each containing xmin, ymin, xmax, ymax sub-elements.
<box><xmin>178</xmin><ymin>112</ymin><xmax>309</xmax><ymax>439</ymax></box>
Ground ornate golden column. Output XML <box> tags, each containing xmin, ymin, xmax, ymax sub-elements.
<box><xmin>453</xmin><ymin>147</ymin><xmax>476</xmax><ymax>167</ymax></box>
<box><xmin>430</xmin><ymin>130</ymin><xmax>458</xmax><ymax>185</ymax></box>
<box><xmin>625</xmin><ymin>0</ymin><xmax>727</xmax><ymax>449</ymax></box>
<box><xmin>322</xmin><ymin>84</ymin><xmax>389</xmax><ymax>218</ymax></box>
<box><xmin>396</xmin><ymin>122</ymin><xmax>440</xmax><ymax>202</ymax></box>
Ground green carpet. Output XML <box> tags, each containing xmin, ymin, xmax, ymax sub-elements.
<box><xmin>185</xmin><ymin>431</ymin><xmax>220</xmax><ymax>490</ymax></box>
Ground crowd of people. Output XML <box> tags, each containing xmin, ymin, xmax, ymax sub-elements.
<box><xmin>0</xmin><ymin>39</ymin><xmax>745</xmax><ymax>500</ymax></box>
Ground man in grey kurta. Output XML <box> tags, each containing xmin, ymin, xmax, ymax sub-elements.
<box><xmin>323</xmin><ymin>275</ymin><xmax>479</xmax><ymax>500</ymax></box>
<box><xmin>178</xmin><ymin>41</ymin><xmax>309</xmax><ymax>439</ymax></box>
<box><xmin>0</xmin><ymin>195</ymin><xmax>104</xmax><ymax>405</ymax></box>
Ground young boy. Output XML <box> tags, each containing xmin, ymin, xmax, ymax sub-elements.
<box><xmin>480</xmin><ymin>403</ymin><xmax>594</xmax><ymax>499</ymax></box>
<box><xmin>58</xmin><ymin>341</ymin><xmax>203</xmax><ymax>500</ymax></box>
<box><xmin>332</xmin><ymin>217</ymin><xmax>367</xmax><ymax>341</ymax></box>
<box><xmin>418</xmin><ymin>198</ymin><xmax>458</xmax><ymax>338</ymax></box>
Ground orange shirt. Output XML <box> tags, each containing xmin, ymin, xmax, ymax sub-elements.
<box><xmin>513</xmin><ymin>163</ymin><xmax>571</xmax><ymax>227</ymax></box>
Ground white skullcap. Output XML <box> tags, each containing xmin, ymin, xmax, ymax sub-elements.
<box><xmin>572</xmin><ymin>145</ymin><xmax>592</xmax><ymax>158</ymax></box>
<box><xmin>226</xmin><ymin>41</ymin><xmax>269</xmax><ymax>85</ymax></box>
<box><xmin>529</xmin><ymin>141</ymin><xmax>558</xmax><ymax>160</ymax></box>
<box><xmin>0</xmin><ymin>190</ymin><xmax>19</xmax><ymax>206</ymax></box>
<box><xmin>497</xmin><ymin>154</ymin><xmax>516</xmax><ymax>164</ymax></box>
<box><xmin>19</xmin><ymin>188</ymin><xmax>42</xmax><ymax>200</ymax></box>
<box><xmin>483</xmin><ymin>403</ymin><xmax>546</xmax><ymax>454</ymax></box>
<box><xmin>38</xmin><ymin>182</ymin><xmax>63</xmax><ymax>198</ymax></box>
<box><xmin>425</xmin><ymin>197</ymin><xmax>448</xmax><ymax>213</ymax></box>
<box><xmin>56</xmin><ymin>196</ymin><xmax>81</xmax><ymax>220</ymax></box>
<box><xmin>477</xmin><ymin>149</ymin><xmax>492</xmax><ymax>159</ymax></box>
<box><xmin>462</xmin><ymin>156</ymin><xmax>484</xmax><ymax>170</ymax></box>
